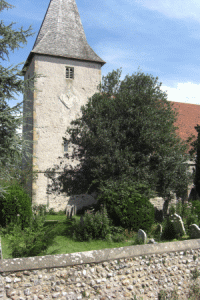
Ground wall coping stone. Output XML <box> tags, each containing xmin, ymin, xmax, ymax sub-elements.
<box><xmin>0</xmin><ymin>239</ymin><xmax>200</xmax><ymax>273</ymax></box>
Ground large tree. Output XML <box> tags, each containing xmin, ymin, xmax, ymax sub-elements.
<box><xmin>47</xmin><ymin>69</ymin><xmax>191</xmax><ymax>204</ymax></box>
<box><xmin>0</xmin><ymin>0</ymin><xmax>34</xmax><ymax>193</ymax></box>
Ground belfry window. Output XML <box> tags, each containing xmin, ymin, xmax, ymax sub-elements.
<box><xmin>66</xmin><ymin>67</ymin><xmax>74</xmax><ymax>79</ymax></box>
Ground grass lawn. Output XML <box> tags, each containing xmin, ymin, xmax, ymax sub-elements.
<box><xmin>0</xmin><ymin>213</ymin><xmax>191</xmax><ymax>259</ymax></box>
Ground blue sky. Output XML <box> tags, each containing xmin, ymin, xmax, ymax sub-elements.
<box><xmin>2</xmin><ymin>0</ymin><xmax>200</xmax><ymax>105</ymax></box>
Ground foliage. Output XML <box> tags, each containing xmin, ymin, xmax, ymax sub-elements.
<box><xmin>191</xmin><ymin>200</ymin><xmax>200</xmax><ymax>223</ymax></box>
<box><xmin>46</xmin><ymin>69</ymin><xmax>191</xmax><ymax>203</ymax></box>
<box><xmin>191</xmin><ymin>125</ymin><xmax>200</xmax><ymax>198</ymax></box>
<box><xmin>97</xmin><ymin>180</ymin><xmax>155</xmax><ymax>232</ymax></box>
<box><xmin>47</xmin><ymin>207</ymin><xmax>57</xmax><ymax>215</ymax></box>
<box><xmin>72</xmin><ymin>205</ymin><xmax>111</xmax><ymax>241</ymax></box>
<box><xmin>2</xmin><ymin>213</ymin><xmax>57</xmax><ymax>258</ymax></box>
<box><xmin>0</xmin><ymin>0</ymin><xmax>36</xmax><ymax>194</ymax></box>
<box><xmin>188</xmin><ymin>283</ymin><xmax>200</xmax><ymax>299</ymax></box>
<box><xmin>182</xmin><ymin>202</ymin><xmax>198</xmax><ymax>233</ymax></box>
<box><xmin>161</xmin><ymin>216</ymin><xmax>176</xmax><ymax>240</ymax></box>
<box><xmin>0</xmin><ymin>183</ymin><xmax>32</xmax><ymax>229</ymax></box>
<box><xmin>191</xmin><ymin>268</ymin><xmax>200</xmax><ymax>280</ymax></box>
<box><xmin>32</xmin><ymin>204</ymin><xmax>48</xmax><ymax>216</ymax></box>
<box><xmin>158</xmin><ymin>289</ymin><xmax>179</xmax><ymax>300</ymax></box>
<box><xmin>132</xmin><ymin>235</ymin><xmax>146</xmax><ymax>245</ymax></box>
<box><xmin>148</xmin><ymin>223</ymin><xmax>162</xmax><ymax>241</ymax></box>
<box><xmin>171</xmin><ymin>199</ymin><xmax>199</xmax><ymax>234</ymax></box>
<box><xmin>32</xmin><ymin>205</ymin><xmax>66</xmax><ymax>216</ymax></box>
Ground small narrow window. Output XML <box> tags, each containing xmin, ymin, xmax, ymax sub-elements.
<box><xmin>66</xmin><ymin>67</ymin><xmax>74</xmax><ymax>79</ymax></box>
<box><xmin>64</xmin><ymin>141</ymin><xmax>69</xmax><ymax>152</ymax></box>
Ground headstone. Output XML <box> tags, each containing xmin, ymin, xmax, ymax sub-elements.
<box><xmin>147</xmin><ymin>238</ymin><xmax>157</xmax><ymax>244</ymax></box>
<box><xmin>65</xmin><ymin>205</ymin><xmax>71</xmax><ymax>218</ymax></box>
<box><xmin>137</xmin><ymin>229</ymin><xmax>147</xmax><ymax>244</ymax></box>
<box><xmin>189</xmin><ymin>224</ymin><xmax>200</xmax><ymax>239</ymax></box>
<box><xmin>170</xmin><ymin>213</ymin><xmax>186</xmax><ymax>236</ymax></box>
<box><xmin>66</xmin><ymin>205</ymin><xmax>77</xmax><ymax>219</ymax></box>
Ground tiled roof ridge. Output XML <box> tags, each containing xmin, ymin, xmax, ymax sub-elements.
<box><xmin>170</xmin><ymin>101</ymin><xmax>200</xmax><ymax>106</ymax></box>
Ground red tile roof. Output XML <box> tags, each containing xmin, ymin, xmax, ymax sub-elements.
<box><xmin>170</xmin><ymin>101</ymin><xmax>200</xmax><ymax>141</ymax></box>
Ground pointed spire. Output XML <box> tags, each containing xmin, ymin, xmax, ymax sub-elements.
<box><xmin>31</xmin><ymin>0</ymin><xmax>105</xmax><ymax>65</ymax></box>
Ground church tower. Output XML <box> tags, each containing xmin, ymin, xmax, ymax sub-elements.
<box><xmin>23</xmin><ymin>0</ymin><xmax>105</xmax><ymax>211</ymax></box>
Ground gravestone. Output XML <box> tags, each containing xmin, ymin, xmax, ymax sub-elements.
<box><xmin>66</xmin><ymin>205</ymin><xmax>77</xmax><ymax>219</ymax></box>
<box><xmin>138</xmin><ymin>229</ymin><xmax>147</xmax><ymax>244</ymax></box>
<box><xmin>170</xmin><ymin>213</ymin><xmax>186</xmax><ymax>236</ymax></box>
<box><xmin>189</xmin><ymin>224</ymin><xmax>200</xmax><ymax>239</ymax></box>
<box><xmin>147</xmin><ymin>238</ymin><xmax>157</xmax><ymax>244</ymax></box>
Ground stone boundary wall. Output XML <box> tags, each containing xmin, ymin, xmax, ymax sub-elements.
<box><xmin>0</xmin><ymin>240</ymin><xmax>200</xmax><ymax>299</ymax></box>
<box><xmin>149</xmin><ymin>197</ymin><xmax>178</xmax><ymax>212</ymax></box>
<box><xmin>43</xmin><ymin>193</ymin><xmax>177</xmax><ymax>214</ymax></box>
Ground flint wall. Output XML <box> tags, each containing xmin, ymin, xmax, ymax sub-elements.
<box><xmin>0</xmin><ymin>240</ymin><xmax>200</xmax><ymax>299</ymax></box>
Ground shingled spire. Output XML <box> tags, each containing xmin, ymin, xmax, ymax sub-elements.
<box><xmin>31</xmin><ymin>0</ymin><xmax>105</xmax><ymax>64</ymax></box>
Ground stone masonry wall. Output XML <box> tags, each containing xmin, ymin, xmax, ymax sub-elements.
<box><xmin>45</xmin><ymin>194</ymin><xmax>175</xmax><ymax>214</ymax></box>
<box><xmin>23</xmin><ymin>54</ymin><xmax>102</xmax><ymax>210</ymax></box>
<box><xmin>1</xmin><ymin>239</ymin><xmax>200</xmax><ymax>299</ymax></box>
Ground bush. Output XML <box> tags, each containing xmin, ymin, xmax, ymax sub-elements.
<box><xmin>73</xmin><ymin>205</ymin><xmax>111</xmax><ymax>241</ymax></box>
<box><xmin>46</xmin><ymin>207</ymin><xmax>57</xmax><ymax>215</ymax></box>
<box><xmin>0</xmin><ymin>184</ymin><xmax>32</xmax><ymax>229</ymax></box>
<box><xmin>161</xmin><ymin>216</ymin><xmax>176</xmax><ymax>240</ymax></box>
<box><xmin>175</xmin><ymin>200</ymin><xmax>199</xmax><ymax>234</ymax></box>
<box><xmin>32</xmin><ymin>204</ymin><xmax>47</xmax><ymax>216</ymax></box>
<box><xmin>98</xmin><ymin>180</ymin><xmax>155</xmax><ymax>232</ymax></box>
<box><xmin>191</xmin><ymin>200</ymin><xmax>200</xmax><ymax>223</ymax></box>
<box><xmin>3</xmin><ymin>213</ymin><xmax>58</xmax><ymax>258</ymax></box>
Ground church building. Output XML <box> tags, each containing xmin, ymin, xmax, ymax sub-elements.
<box><xmin>23</xmin><ymin>0</ymin><xmax>200</xmax><ymax>213</ymax></box>
<box><xmin>23</xmin><ymin>0</ymin><xmax>105</xmax><ymax>211</ymax></box>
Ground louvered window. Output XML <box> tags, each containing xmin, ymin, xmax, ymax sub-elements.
<box><xmin>66</xmin><ymin>67</ymin><xmax>74</xmax><ymax>79</ymax></box>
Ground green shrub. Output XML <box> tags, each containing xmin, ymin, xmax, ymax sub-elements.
<box><xmin>161</xmin><ymin>216</ymin><xmax>176</xmax><ymax>240</ymax></box>
<box><xmin>169</xmin><ymin>204</ymin><xmax>176</xmax><ymax>216</ymax></box>
<box><xmin>191</xmin><ymin>268</ymin><xmax>200</xmax><ymax>280</ymax></box>
<box><xmin>0</xmin><ymin>184</ymin><xmax>32</xmax><ymax>229</ymax></box>
<box><xmin>176</xmin><ymin>199</ymin><xmax>184</xmax><ymax>217</ymax></box>
<box><xmin>73</xmin><ymin>205</ymin><xmax>111</xmax><ymax>241</ymax></box>
<box><xmin>4</xmin><ymin>213</ymin><xmax>58</xmax><ymax>258</ymax></box>
<box><xmin>57</xmin><ymin>210</ymin><xmax>65</xmax><ymax>215</ymax></box>
<box><xmin>32</xmin><ymin>204</ymin><xmax>47</xmax><ymax>216</ymax></box>
<box><xmin>98</xmin><ymin>181</ymin><xmax>155</xmax><ymax>232</ymax></box>
<box><xmin>46</xmin><ymin>207</ymin><xmax>57</xmax><ymax>215</ymax></box>
<box><xmin>178</xmin><ymin>201</ymin><xmax>198</xmax><ymax>234</ymax></box>
<box><xmin>132</xmin><ymin>235</ymin><xmax>145</xmax><ymax>245</ymax></box>
<box><xmin>191</xmin><ymin>200</ymin><xmax>200</xmax><ymax>223</ymax></box>
<box><xmin>169</xmin><ymin>199</ymin><xmax>199</xmax><ymax>234</ymax></box>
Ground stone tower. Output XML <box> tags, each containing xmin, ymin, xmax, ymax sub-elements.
<box><xmin>23</xmin><ymin>0</ymin><xmax>105</xmax><ymax>211</ymax></box>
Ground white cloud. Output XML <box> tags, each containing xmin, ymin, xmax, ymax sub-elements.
<box><xmin>161</xmin><ymin>82</ymin><xmax>200</xmax><ymax>104</ymax></box>
<box><xmin>135</xmin><ymin>0</ymin><xmax>200</xmax><ymax>20</ymax></box>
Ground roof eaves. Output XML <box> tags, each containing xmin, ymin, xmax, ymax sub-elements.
<box><xmin>22</xmin><ymin>51</ymin><xmax>106</xmax><ymax>75</ymax></box>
